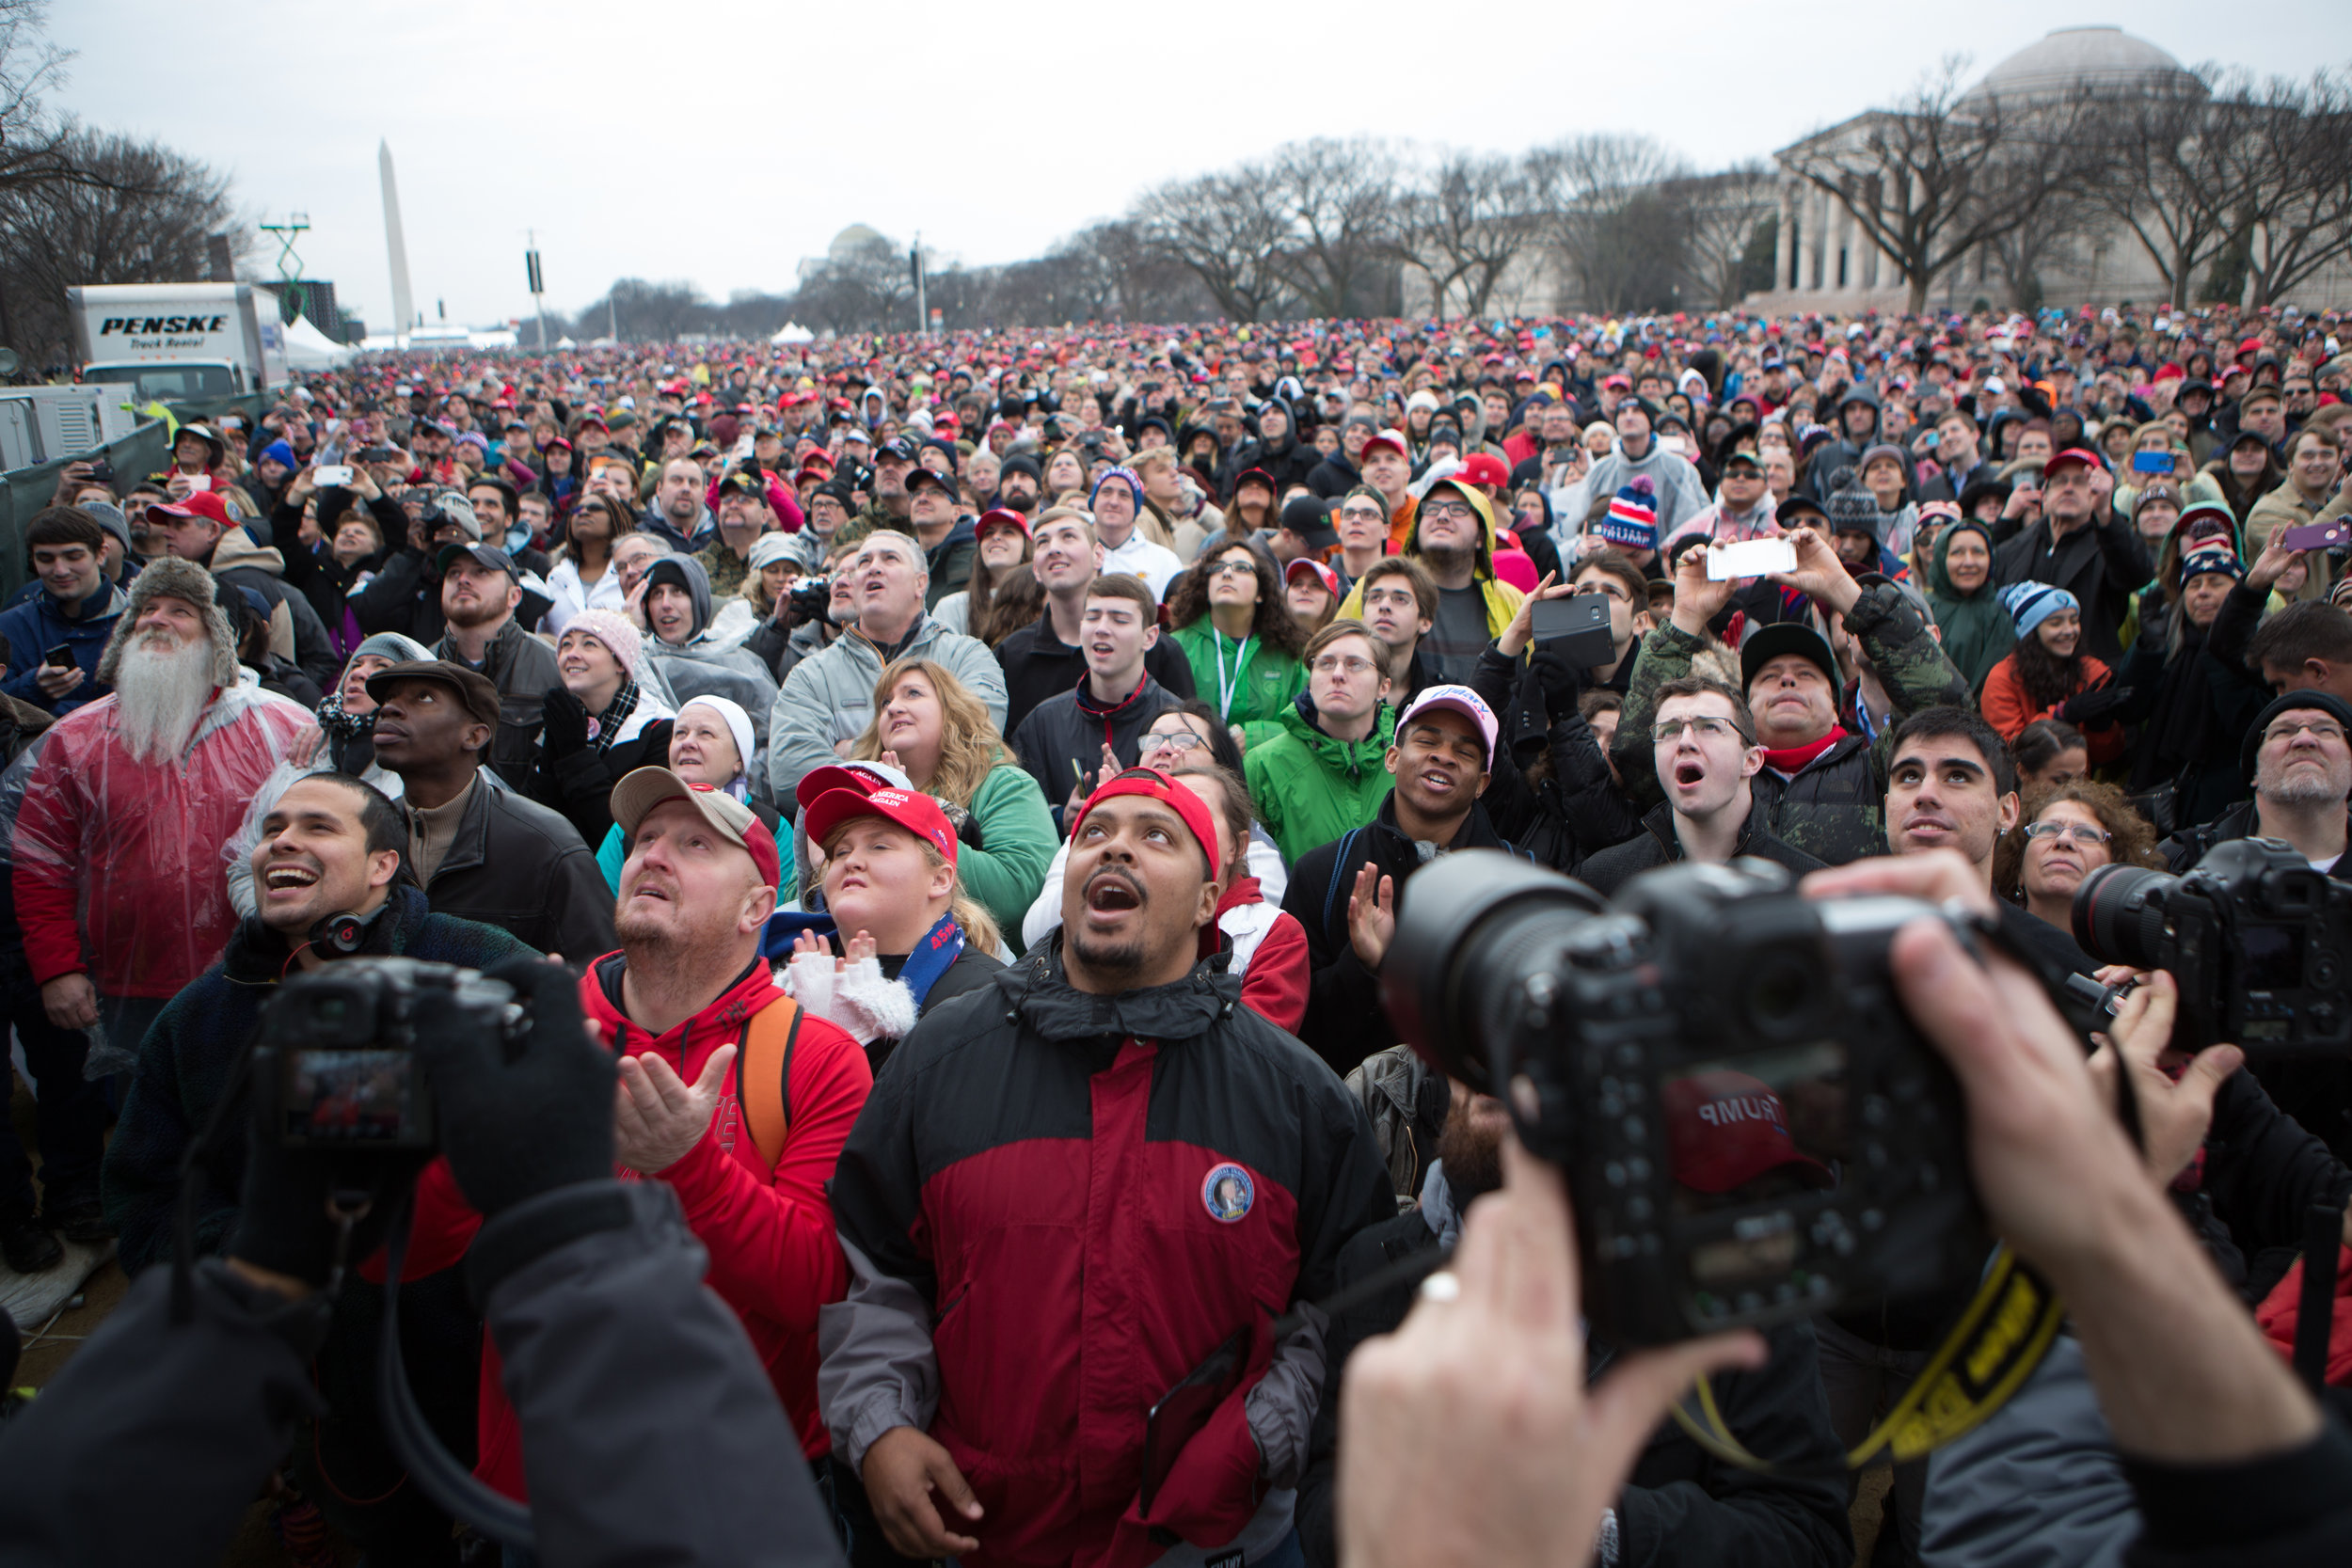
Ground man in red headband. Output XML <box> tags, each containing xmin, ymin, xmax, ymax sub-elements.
<box><xmin>822</xmin><ymin>767</ymin><xmax>1394</xmax><ymax>1568</ymax></box>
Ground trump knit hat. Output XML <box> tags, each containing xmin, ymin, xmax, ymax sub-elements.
<box><xmin>1595</xmin><ymin>480</ymin><xmax>1659</xmax><ymax>551</ymax></box>
<box><xmin>1998</xmin><ymin>580</ymin><xmax>2079</xmax><ymax>641</ymax></box>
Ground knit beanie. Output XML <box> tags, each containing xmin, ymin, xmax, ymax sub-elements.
<box><xmin>678</xmin><ymin>694</ymin><xmax>757</xmax><ymax>794</ymax></box>
<box><xmin>1826</xmin><ymin>486</ymin><xmax>1885</xmax><ymax>546</ymax></box>
<box><xmin>2179</xmin><ymin>545</ymin><xmax>2244</xmax><ymax>584</ymax></box>
<box><xmin>2243</xmin><ymin>689</ymin><xmax>2352</xmax><ymax>783</ymax></box>
<box><xmin>1997</xmin><ymin>580</ymin><xmax>2079</xmax><ymax>640</ymax></box>
<box><xmin>350</xmin><ymin>631</ymin><xmax>434</xmax><ymax>668</ymax></box>
<box><xmin>260</xmin><ymin>439</ymin><xmax>295</xmax><ymax>469</ymax></box>
<box><xmin>1595</xmin><ymin>479</ymin><xmax>1658</xmax><ymax>550</ymax></box>
<box><xmin>564</xmin><ymin>608</ymin><xmax>644</xmax><ymax>682</ymax></box>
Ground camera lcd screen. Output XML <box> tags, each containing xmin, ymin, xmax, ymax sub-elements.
<box><xmin>2239</xmin><ymin>923</ymin><xmax>2304</xmax><ymax>991</ymax></box>
<box><xmin>283</xmin><ymin>1048</ymin><xmax>416</xmax><ymax>1143</ymax></box>
<box><xmin>1662</xmin><ymin>1042</ymin><xmax>1846</xmax><ymax>1219</ymax></box>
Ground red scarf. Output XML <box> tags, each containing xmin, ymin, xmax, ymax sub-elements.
<box><xmin>1761</xmin><ymin>727</ymin><xmax>1848</xmax><ymax>775</ymax></box>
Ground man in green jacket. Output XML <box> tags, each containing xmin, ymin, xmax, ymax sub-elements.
<box><xmin>1246</xmin><ymin>619</ymin><xmax>1399</xmax><ymax>863</ymax></box>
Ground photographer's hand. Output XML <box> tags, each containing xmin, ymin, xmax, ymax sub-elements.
<box><xmin>1339</xmin><ymin>1140</ymin><xmax>1762</xmax><ymax>1568</ymax></box>
<box><xmin>417</xmin><ymin>958</ymin><xmax>613</xmax><ymax>1216</ymax></box>
<box><xmin>1497</xmin><ymin>572</ymin><xmax>1573</xmax><ymax>659</ymax></box>
<box><xmin>2087</xmin><ymin>971</ymin><xmax>2242</xmax><ymax>1186</ymax></box>
<box><xmin>1804</xmin><ymin>850</ymin><xmax>2321</xmax><ymax>1465</ymax></box>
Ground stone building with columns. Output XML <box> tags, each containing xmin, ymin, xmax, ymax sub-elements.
<box><xmin>1744</xmin><ymin>25</ymin><xmax>2352</xmax><ymax>314</ymax></box>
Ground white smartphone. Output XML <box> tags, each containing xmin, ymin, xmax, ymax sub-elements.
<box><xmin>1708</xmin><ymin>536</ymin><xmax>1799</xmax><ymax>580</ymax></box>
<box><xmin>313</xmin><ymin>464</ymin><xmax>354</xmax><ymax>487</ymax></box>
<box><xmin>183</xmin><ymin>472</ymin><xmax>212</xmax><ymax>492</ymax></box>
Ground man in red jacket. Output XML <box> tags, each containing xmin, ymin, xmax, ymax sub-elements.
<box><xmin>822</xmin><ymin>767</ymin><xmax>1394</xmax><ymax>1568</ymax></box>
<box><xmin>396</xmin><ymin>765</ymin><xmax>872</xmax><ymax>1501</ymax></box>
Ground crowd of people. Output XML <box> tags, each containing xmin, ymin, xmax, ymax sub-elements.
<box><xmin>3</xmin><ymin>296</ymin><xmax>2352</xmax><ymax>1567</ymax></box>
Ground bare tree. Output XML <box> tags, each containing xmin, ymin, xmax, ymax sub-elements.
<box><xmin>2083</xmin><ymin>69</ymin><xmax>2233</xmax><ymax>311</ymax></box>
<box><xmin>1526</xmin><ymin>133</ymin><xmax>1692</xmax><ymax>312</ymax></box>
<box><xmin>1778</xmin><ymin>56</ymin><xmax>2098</xmax><ymax>312</ymax></box>
<box><xmin>1260</xmin><ymin>137</ymin><xmax>1405</xmax><ymax>318</ymax></box>
<box><xmin>1136</xmin><ymin>167</ymin><xmax>1290</xmax><ymax>323</ymax></box>
<box><xmin>0</xmin><ymin>126</ymin><xmax>246</xmax><ymax>368</ymax></box>
<box><xmin>1672</xmin><ymin>164</ymin><xmax>1779</xmax><ymax>309</ymax></box>
<box><xmin>1398</xmin><ymin>150</ymin><xmax>1537</xmax><ymax>317</ymax></box>
<box><xmin>2218</xmin><ymin>69</ymin><xmax>2352</xmax><ymax>309</ymax></box>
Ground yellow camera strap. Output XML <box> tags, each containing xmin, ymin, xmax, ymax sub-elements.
<box><xmin>1669</xmin><ymin>1244</ymin><xmax>2066</xmax><ymax>1474</ymax></box>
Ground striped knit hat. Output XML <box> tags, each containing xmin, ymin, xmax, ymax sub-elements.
<box><xmin>1997</xmin><ymin>580</ymin><xmax>2079</xmax><ymax>640</ymax></box>
<box><xmin>1595</xmin><ymin>479</ymin><xmax>1658</xmax><ymax>550</ymax></box>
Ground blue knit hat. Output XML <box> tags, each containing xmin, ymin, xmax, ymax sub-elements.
<box><xmin>2178</xmin><ymin>545</ymin><xmax>2244</xmax><ymax>584</ymax></box>
<box><xmin>1998</xmin><ymin>580</ymin><xmax>2079</xmax><ymax>640</ymax></box>
<box><xmin>260</xmin><ymin>439</ymin><xmax>295</xmax><ymax>468</ymax></box>
<box><xmin>1594</xmin><ymin>478</ymin><xmax>1658</xmax><ymax>550</ymax></box>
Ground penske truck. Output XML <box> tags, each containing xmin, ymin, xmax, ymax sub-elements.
<box><xmin>67</xmin><ymin>282</ymin><xmax>288</xmax><ymax>403</ymax></box>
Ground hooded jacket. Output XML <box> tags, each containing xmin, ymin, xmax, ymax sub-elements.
<box><xmin>1010</xmin><ymin>671</ymin><xmax>1182</xmax><ymax>821</ymax></box>
<box><xmin>1582</xmin><ymin>433</ymin><xmax>1712</xmax><ymax>538</ymax></box>
<box><xmin>1610</xmin><ymin>582</ymin><xmax>1969</xmax><ymax>867</ymax></box>
<box><xmin>1803</xmin><ymin>387</ymin><xmax>1883</xmax><ymax>499</ymax></box>
<box><xmin>818</xmin><ymin>940</ymin><xmax>1397</xmax><ymax>1568</ymax></box>
<box><xmin>394</xmin><ymin>952</ymin><xmax>874</xmax><ymax>1493</ymax></box>
<box><xmin>922</xmin><ymin>515</ymin><xmax>978</xmax><ymax>610</ymax></box>
<box><xmin>641</xmin><ymin>554</ymin><xmax>780</xmax><ymax>698</ymax></box>
<box><xmin>0</xmin><ymin>578</ymin><xmax>126</xmax><ymax>715</ymax></box>
<box><xmin>209</xmin><ymin>528</ymin><xmax>341</xmax><ymax>690</ymax></box>
<box><xmin>98</xmin><ymin>883</ymin><xmax>533</xmax><ymax>1273</ymax></box>
<box><xmin>430</xmin><ymin>614</ymin><xmax>563</xmax><ymax>788</ymax></box>
<box><xmin>1332</xmin><ymin>482</ymin><xmax>1525</xmax><ymax>652</ymax></box>
<box><xmin>1242</xmin><ymin>696</ymin><xmax>1398</xmax><ymax>866</ymax></box>
<box><xmin>10</xmin><ymin>560</ymin><xmax>318</xmax><ymax>997</ymax></box>
<box><xmin>767</xmin><ymin>613</ymin><xmax>1009</xmax><ymax>808</ymax></box>
<box><xmin>1924</xmin><ymin>519</ymin><xmax>2015</xmax><ymax>696</ymax></box>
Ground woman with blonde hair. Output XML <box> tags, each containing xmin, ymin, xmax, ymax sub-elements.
<box><xmin>842</xmin><ymin>657</ymin><xmax>1057</xmax><ymax>943</ymax></box>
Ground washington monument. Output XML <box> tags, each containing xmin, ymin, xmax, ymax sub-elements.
<box><xmin>378</xmin><ymin>139</ymin><xmax>415</xmax><ymax>338</ymax></box>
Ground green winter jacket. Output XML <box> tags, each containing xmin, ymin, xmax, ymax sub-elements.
<box><xmin>1244</xmin><ymin>698</ymin><xmax>1399</xmax><ymax>865</ymax></box>
<box><xmin>954</xmin><ymin>761</ymin><xmax>1059</xmax><ymax>949</ymax></box>
<box><xmin>1169</xmin><ymin>619</ymin><xmax>1307</xmax><ymax>750</ymax></box>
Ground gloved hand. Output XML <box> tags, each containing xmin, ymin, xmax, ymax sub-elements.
<box><xmin>1529</xmin><ymin>645</ymin><xmax>1588</xmax><ymax>716</ymax></box>
<box><xmin>416</xmin><ymin>958</ymin><xmax>613</xmax><ymax>1218</ymax></box>
<box><xmin>227</xmin><ymin>1070</ymin><xmax>423</xmax><ymax>1289</ymax></box>
<box><xmin>541</xmin><ymin>684</ymin><xmax>592</xmax><ymax>759</ymax></box>
<box><xmin>787</xmin><ymin>576</ymin><xmax>833</xmax><ymax>629</ymax></box>
<box><xmin>944</xmin><ymin>801</ymin><xmax>986</xmax><ymax>851</ymax></box>
<box><xmin>2058</xmin><ymin>685</ymin><xmax>2134</xmax><ymax>726</ymax></box>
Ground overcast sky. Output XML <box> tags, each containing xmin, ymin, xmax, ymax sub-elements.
<box><xmin>47</xmin><ymin>3</ymin><xmax>2345</xmax><ymax>331</ymax></box>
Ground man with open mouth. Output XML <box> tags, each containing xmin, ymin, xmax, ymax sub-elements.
<box><xmin>1578</xmin><ymin>674</ymin><xmax>1824</xmax><ymax>896</ymax></box>
<box><xmin>823</xmin><ymin>766</ymin><xmax>1392</xmax><ymax>1567</ymax></box>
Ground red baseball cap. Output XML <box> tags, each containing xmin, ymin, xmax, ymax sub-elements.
<box><xmin>1664</xmin><ymin>1070</ymin><xmax>1834</xmax><ymax>1196</ymax></box>
<box><xmin>144</xmin><ymin>491</ymin><xmax>233</xmax><ymax>531</ymax></box>
<box><xmin>802</xmin><ymin>784</ymin><xmax>957</xmax><ymax>870</ymax></box>
<box><xmin>1285</xmin><ymin>557</ymin><xmax>1340</xmax><ymax>597</ymax></box>
<box><xmin>1070</xmin><ymin>767</ymin><xmax>1220</xmax><ymax>882</ymax></box>
<box><xmin>1361</xmin><ymin>428</ymin><xmax>1410</xmax><ymax>462</ymax></box>
<box><xmin>610</xmin><ymin>768</ymin><xmax>782</xmax><ymax>887</ymax></box>
<box><xmin>2042</xmin><ymin>447</ymin><xmax>2105</xmax><ymax>478</ymax></box>
<box><xmin>976</xmin><ymin>506</ymin><xmax>1031</xmax><ymax>541</ymax></box>
<box><xmin>1454</xmin><ymin>451</ymin><xmax>1510</xmax><ymax>491</ymax></box>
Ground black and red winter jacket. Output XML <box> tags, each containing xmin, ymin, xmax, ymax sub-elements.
<box><xmin>819</xmin><ymin>939</ymin><xmax>1395</xmax><ymax>1568</ymax></box>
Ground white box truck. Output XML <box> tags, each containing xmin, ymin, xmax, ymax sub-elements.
<box><xmin>67</xmin><ymin>282</ymin><xmax>288</xmax><ymax>403</ymax></box>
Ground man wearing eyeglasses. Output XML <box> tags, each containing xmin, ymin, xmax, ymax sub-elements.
<box><xmin>1577</xmin><ymin>676</ymin><xmax>1823</xmax><ymax>896</ymax></box>
<box><xmin>2163</xmin><ymin>691</ymin><xmax>2352</xmax><ymax>879</ymax></box>
<box><xmin>1333</xmin><ymin>476</ymin><xmax>1523</xmax><ymax>687</ymax></box>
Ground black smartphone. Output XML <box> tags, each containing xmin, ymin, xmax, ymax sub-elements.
<box><xmin>43</xmin><ymin>643</ymin><xmax>74</xmax><ymax>668</ymax></box>
<box><xmin>1531</xmin><ymin>594</ymin><xmax>1616</xmax><ymax>667</ymax></box>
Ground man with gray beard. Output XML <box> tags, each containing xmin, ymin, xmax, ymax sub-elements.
<box><xmin>9</xmin><ymin>558</ymin><xmax>316</xmax><ymax>1067</ymax></box>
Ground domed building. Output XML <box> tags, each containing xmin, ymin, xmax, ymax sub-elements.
<box><xmin>1747</xmin><ymin>26</ymin><xmax>2350</xmax><ymax>312</ymax></box>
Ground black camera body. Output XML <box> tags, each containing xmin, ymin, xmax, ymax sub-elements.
<box><xmin>2074</xmin><ymin>837</ymin><xmax>2352</xmax><ymax>1054</ymax></box>
<box><xmin>1385</xmin><ymin>854</ymin><xmax>1984</xmax><ymax>1345</ymax></box>
<box><xmin>254</xmin><ymin>958</ymin><xmax>518</xmax><ymax>1152</ymax></box>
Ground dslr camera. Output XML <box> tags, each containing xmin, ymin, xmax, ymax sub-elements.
<box><xmin>254</xmin><ymin>958</ymin><xmax>521</xmax><ymax>1151</ymax></box>
<box><xmin>1384</xmin><ymin>854</ymin><xmax>1985</xmax><ymax>1345</ymax></box>
<box><xmin>2074</xmin><ymin>837</ymin><xmax>2352</xmax><ymax>1054</ymax></box>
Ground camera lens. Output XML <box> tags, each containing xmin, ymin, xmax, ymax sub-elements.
<box><xmin>1382</xmin><ymin>853</ymin><xmax>1606</xmax><ymax>1093</ymax></box>
<box><xmin>1741</xmin><ymin>949</ymin><xmax>1818</xmax><ymax>1037</ymax></box>
<box><xmin>2073</xmin><ymin>863</ymin><xmax>2174</xmax><ymax>969</ymax></box>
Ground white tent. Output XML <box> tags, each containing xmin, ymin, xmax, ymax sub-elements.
<box><xmin>281</xmin><ymin>313</ymin><xmax>355</xmax><ymax>370</ymax></box>
<box><xmin>771</xmin><ymin>321</ymin><xmax>814</xmax><ymax>344</ymax></box>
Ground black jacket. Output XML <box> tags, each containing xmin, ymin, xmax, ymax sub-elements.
<box><xmin>1468</xmin><ymin>641</ymin><xmax>1644</xmax><ymax>873</ymax></box>
<box><xmin>431</xmin><ymin>617</ymin><xmax>563</xmax><ymax>789</ymax></box>
<box><xmin>993</xmin><ymin>611</ymin><xmax>1196</xmax><ymax>736</ymax></box>
<box><xmin>1009</xmin><ymin>672</ymin><xmax>1183</xmax><ymax>822</ymax></box>
<box><xmin>1280</xmin><ymin>794</ymin><xmax>1525</xmax><ymax>1077</ymax></box>
<box><xmin>414</xmin><ymin>773</ymin><xmax>617</xmax><ymax>962</ymax></box>
<box><xmin>1992</xmin><ymin>511</ymin><xmax>2155</xmax><ymax>667</ymax></box>
<box><xmin>1578</xmin><ymin>799</ymin><xmax>1828</xmax><ymax>896</ymax></box>
<box><xmin>1295</xmin><ymin>1196</ymin><xmax>1851</xmax><ymax>1568</ymax></box>
<box><xmin>271</xmin><ymin>491</ymin><xmax>403</xmax><ymax>641</ymax></box>
<box><xmin>1305</xmin><ymin>451</ymin><xmax>1361</xmax><ymax>500</ymax></box>
<box><xmin>0</xmin><ymin>1182</ymin><xmax>848</xmax><ymax>1568</ymax></box>
<box><xmin>528</xmin><ymin>705</ymin><xmax>675</xmax><ymax>852</ymax></box>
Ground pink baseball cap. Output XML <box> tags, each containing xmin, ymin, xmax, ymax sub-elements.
<box><xmin>1395</xmin><ymin>683</ymin><xmax>1499</xmax><ymax>766</ymax></box>
<box><xmin>1284</xmin><ymin>557</ymin><xmax>1340</xmax><ymax>597</ymax></box>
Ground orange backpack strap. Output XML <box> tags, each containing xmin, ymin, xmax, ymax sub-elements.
<box><xmin>737</xmin><ymin>995</ymin><xmax>803</xmax><ymax>1172</ymax></box>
